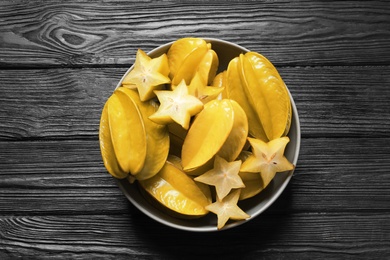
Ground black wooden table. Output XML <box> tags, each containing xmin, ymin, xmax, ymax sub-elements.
<box><xmin>1</xmin><ymin>1</ymin><xmax>389</xmax><ymax>259</ymax></box>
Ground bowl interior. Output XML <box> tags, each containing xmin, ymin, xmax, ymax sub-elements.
<box><xmin>116</xmin><ymin>38</ymin><xmax>301</xmax><ymax>232</ymax></box>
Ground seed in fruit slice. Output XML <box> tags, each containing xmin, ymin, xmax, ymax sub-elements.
<box><xmin>167</xmin><ymin>38</ymin><xmax>208</xmax><ymax>80</ymax></box>
<box><xmin>205</xmin><ymin>189</ymin><xmax>250</xmax><ymax>230</ymax></box>
<box><xmin>122</xmin><ymin>49</ymin><xmax>170</xmax><ymax>101</ymax></box>
<box><xmin>240</xmin><ymin>137</ymin><xmax>294</xmax><ymax>176</ymax></box>
<box><xmin>182</xmin><ymin>99</ymin><xmax>234</xmax><ymax>171</ymax></box>
<box><xmin>149</xmin><ymin>80</ymin><xmax>204</xmax><ymax>130</ymax></box>
<box><xmin>99</xmin><ymin>102</ymin><xmax>127</xmax><ymax>179</ymax></box>
<box><xmin>107</xmin><ymin>90</ymin><xmax>147</xmax><ymax>174</ymax></box>
<box><xmin>217</xmin><ymin>99</ymin><xmax>248</xmax><ymax>162</ymax></box>
<box><xmin>117</xmin><ymin>87</ymin><xmax>170</xmax><ymax>180</ymax></box>
<box><xmin>188</xmin><ymin>72</ymin><xmax>224</xmax><ymax>104</ymax></box>
<box><xmin>226</xmin><ymin>56</ymin><xmax>268</xmax><ymax>142</ymax></box>
<box><xmin>139</xmin><ymin>161</ymin><xmax>210</xmax><ymax>217</ymax></box>
<box><xmin>195</xmin><ymin>155</ymin><xmax>244</xmax><ymax>200</ymax></box>
<box><xmin>240</xmin><ymin>52</ymin><xmax>291</xmax><ymax>140</ymax></box>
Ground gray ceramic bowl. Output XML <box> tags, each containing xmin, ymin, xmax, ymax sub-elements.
<box><xmin>116</xmin><ymin>38</ymin><xmax>301</xmax><ymax>232</ymax></box>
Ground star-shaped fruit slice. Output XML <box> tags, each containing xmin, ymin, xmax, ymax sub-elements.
<box><xmin>149</xmin><ymin>80</ymin><xmax>204</xmax><ymax>129</ymax></box>
<box><xmin>206</xmin><ymin>189</ymin><xmax>250</xmax><ymax>230</ymax></box>
<box><xmin>122</xmin><ymin>49</ymin><xmax>170</xmax><ymax>101</ymax></box>
<box><xmin>188</xmin><ymin>72</ymin><xmax>224</xmax><ymax>104</ymax></box>
<box><xmin>195</xmin><ymin>155</ymin><xmax>245</xmax><ymax>200</ymax></box>
<box><xmin>240</xmin><ymin>137</ymin><xmax>294</xmax><ymax>176</ymax></box>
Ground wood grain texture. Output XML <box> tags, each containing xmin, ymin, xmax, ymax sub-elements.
<box><xmin>1</xmin><ymin>0</ymin><xmax>389</xmax><ymax>258</ymax></box>
<box><xmin>0</xmin><ymin>213</ymin><xmax>389</xmax><ymax>259</ymax></box>
<box><xmin>1</xmin><ymin>66</ymin><xmax>389</xmax><ymax>140</ymax></box>
<box><xmin>1</xmin><ymin>138</ymin><xmax>389</xmax><ymax>215</ymax></box>
<box><xmin>0</xmin><ymin>0</ymin><xmax>389</xmax><ymax>67</ymax></box>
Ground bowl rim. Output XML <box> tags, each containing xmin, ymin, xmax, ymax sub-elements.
<box><xmin>115</xmin><ymin>38</ymin><xmax>301</xmax><ymax>232</ymax></box>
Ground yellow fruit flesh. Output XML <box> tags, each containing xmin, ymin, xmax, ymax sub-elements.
<box><xmin>139</xmin><ymin>162</ymin><xmax>210</xmax><ymax>217</ymax></box>
<box><xmin>117</xmin><ymin>87</ymin><xmax>170</xmax><ymax>180</ymax></box>
<box><xmin>188</xmin><ymin>72</ymin><xmax>224</xmax><ymax>104</ymax></box>
<box><xmin>99</xmin><ymin>103</ymin><xmax>127</xmax><ymax>179</ymax></box>
<box><xmin>217</xmin><ymin>100</ymin><xmax>248</xmax><ymax>162</ymax></box>
<box><xmin>227</xmin><ymin>56</ymin><xmax>268</xmax><ymax>142</ymax></box>
<box><xmin>205</xmin><ymin>189</ymin><xmax>250</xmax><ymax>230</ymax></box>
<box><xmin>122</xmin><ymin>49</ymin><xmax>170</xmax><ymax>101</ymax></box>
<box><xmin>182</xmin><ymin>99</ymin><xmax>234</xmax><ymax>170</ymax></box>
<box><xmin>149</xmin><ymin>80</ymin><xmax>204</xmax><ymax>130</ymax></box>
<box><xmin>237</xmin><ymin>151</ymin><xmax>274</xmax><ymax>200</ymax></box>
<box><xmin>241</xmin><ymin>52</ymin><xmax>291</xmax><ymax>140</ymax></box>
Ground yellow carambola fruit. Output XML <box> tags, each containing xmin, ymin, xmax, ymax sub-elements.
<box><xmin>226</xmin><ymin>57</ymin><xmax>269</xmax><ymax>142</ymax></box>
<box><xmin>167</xmin><ymin>38</ymin><xmax>208</xmax><ymax>79</ymax></box>
<box><xmin>139</xmin><ymin>161</ymin><xmax>210</xmax><ymax>217</ymax></box>
<box><xmin>217</xmin><ymin>99</ymin><xmax>248</xmax><ymax>162</ymax></box>
<box><xmin>182</xmin><ymin>99</ymin><xmax>234</xmax><ymax>171</ymax></box>
<box><xmin>197</xmin><ymin>49</ymin><xmax>219</xmax><ymax>85</ymax></box>
<box><xmin>167</xmin><ymin>154</ymin><xmax>212</xmax><ymax>201</ymax></box>
<box><xmin>236</xmin><ymin>151</ymin><xmax>275</xmax><ymax>200</ymax></box>
<box><xmin>149</xmin><ymin>80</ymin><xmax>204</xmax><ymax>130</ymax></box>
<box><xmin>168</xmin><ymin>38</ymin><xmax>219</xmax><ymax>87</ymax></box>
<box><xmin>99</xmin><ymin>102</ymin><xmax>127</xmax><ymax>179</ymax></box>
<box><xmin>117</xmin><ymin>87</ymin><xmax>170</xmax><ymax>180</ymax></box>
<box><xmin>107</xmin><ymin>90</ymin><xmax>147</xmax><ymax>175</ymax></box>
<box><xmin>122</xmin><ymin>49</ymin><xmax>170</xmax><ymax>101</ymax></box>
<box><xmin>182</xmin><ymin>99</ymin><xmax>248</xmax><ymax>170</ymax></box>
<box><xmin>99</xmin><ymin>89</ymin><xmax>147</xmax><ymax>178</ymax></box>
<box><xmin>240</xmin><ymin>52</ymin><xmax>292</xmax><ymax>140</ymax></box>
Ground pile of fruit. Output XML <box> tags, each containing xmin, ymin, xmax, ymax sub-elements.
<box><xmin>99</xmin><ymin>38</ymin><xmax>294</xmax><ymax>229</ymax></box>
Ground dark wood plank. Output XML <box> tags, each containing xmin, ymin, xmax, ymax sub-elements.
<box><xmin>1</xmin><ymin>138</ymin><xmax>389</xmax><ymax>214</ymax></box>
<box><xmin>0</xmin><ymin>1</ymin><xmax>389</xmax><ymax>67</ymax></box>
<box><xmin>0</xmin><ymin>213</ymin><xmax>389</xmax><ymax>259</ymax></box>
<box><xmin>1</xmin><ymin>66</ymin><xmax>389</xmax><ymax>140</ymax></box>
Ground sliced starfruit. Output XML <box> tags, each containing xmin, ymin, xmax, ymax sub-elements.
<box><xmin>205</xmin><ymin>189</ymin><xmax>250</xmax><ymax>230</ymax></box>
<box><xmin>240</xmin><ymin>137</ymin><xmax>294</xmax><ymax>177</ymax></box>
<box><xmin>226</xmin><ymin>56</ymin><xmax>268</xmax><ymax>142</ymax></box>
<box><xmin>122</xmin><ymin>49</ymin><xmax>170</xmax><ymax>101</ymax></box>
<box><xmin>195</xmin><ymin>156</ymin><xmax>244</xmax><ymax>200</ymax></box>
<box><xmin>149</xmin><ymin>80</ymin><xmax>204</xmax><ymax>130</ymax></box>
<box><xmin>117</xmin><ymin>87</ymin><xmax>170</xmax><ymax>180</ymax></box>
<box><xmin>188</xmin><ymin>72</ymin><xmax>224</xmax><ymax>104</ymax></box>
<box><xmin>240</xmin><ymin>52</ymin><xmax>291</xmax><ymax>140</ymax></box>
<box><xmin>139</xmin><ymin>161</ymin><xmax>210</xmax><ymax>218</ymax></box>
<box><xmin>236</xmin><ymin>150</ymin><xmax>274</xmax><ymax>200</ymax></box>
<box><xmin>99</xmin><ymin>102</ymin><xmax>127</xmax><ymax>179</ymax></box>
<box><xmin>181</xmin><ymin>99</ymin><xmax>234</xmax><ymax>171</ymax></box>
